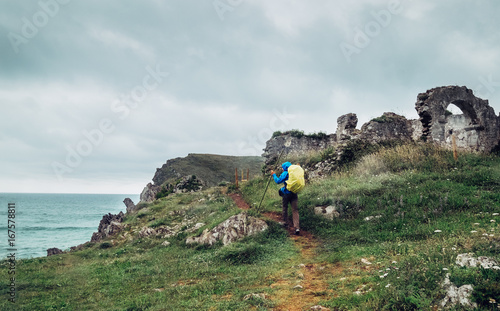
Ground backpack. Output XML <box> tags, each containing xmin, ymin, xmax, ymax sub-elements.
<box><xmin>286</xmin><ymin>165</ymin><xmax>305</xmax><ymax>193</ymax></box>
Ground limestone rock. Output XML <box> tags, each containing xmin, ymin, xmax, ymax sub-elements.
<box><xmin>123</xmin><ymin>197</ymin><xmax>136</xmax><ymax>213</ymax></box>
<box><xmin>477</xmin><ymin>256</ymin><xmax>500</xmax><ymax>270</ymax></box>
<box><xmin>360</xmin><ymin>112</ymin><xmax>413</xmax><ymax>143</ymax></box>
<box><xmin>262</xmin><ymin>133</ymin><xmax>336</xmax><ymax>166</ymax></box>
<box><xmin>243</xmin><ymin>293</ymin><xmax>266</xmax><ymax>300</ymax></box>
<box><xmin>138</xmin><ymin>227</ymin><xmax>157</xmax><ymax>238</ymax></box>
<box><xmin>440</xmin><ymin>273</ymin><xmax>477</xmax><ymax>309</ymax></box>
<box><xmin>314</xmin><ymin>205</ymin><xmax>340</xmax><ymax>220</ymax></box>
<box><xmin>186</xmin><ymin>212</ymin><xmax>268</xmax><ymax>246</ymax></box>
<box><xmin>456</xmin><ymin>253</ymin><xmax>500</xmax><ymax>270</ymax></box>
<box><xmin>310</xmin><ymin>306</ymin><xmax>330</xmax><ymax>311</ymax></box>
<box><xmin>336</xmin><ymin>113</ymin><xmax>358</xmax><ymax>141</ymax></box>
<box><xmin>140</xmin><ymin>182</ymin><xmax>161</xmax><ymax>203</ymax></box>
<box><xmin>91</xmin><ymin>212</ymin><xmax>124</xmax><ymax>242</ymax></box>
<box><xmin>47</xmin><ymin>247</ymin><xmax>64</xmax><ymax>256</ymax></box>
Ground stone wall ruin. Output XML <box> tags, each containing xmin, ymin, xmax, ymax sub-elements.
<box><xmin>263</xmin><ymin>86</ymin><xmax>500</xmax><ymax>162</ymax></box>
<box><xmin>416</xmin><ymin>86</ymin><xmax>499</xmax><ymax>152</ymax></box>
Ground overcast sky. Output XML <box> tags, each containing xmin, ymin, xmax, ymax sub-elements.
<box><xmin>1</xmin><ymin>0</ymin><xmax>500</xmax><ymax>194</ymax></box>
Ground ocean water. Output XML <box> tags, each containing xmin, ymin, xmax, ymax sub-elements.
<box><xmin>0</xmin><ymin>193</ymin><xmax>140</xmax><ymax>259</ymax></box>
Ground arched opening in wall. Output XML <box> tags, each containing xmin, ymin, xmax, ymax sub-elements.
<box><xmin>444</xmin><ymin>100</ymin><xmax>481</xmax><ymax>150</ymax></box>
<box><xmin>445</xmin><ymin>103</ymin><xmax>463</xmax><ymax>117</ymax></box>
<box><xmin>447</xmin><ymin>100</ymin><xmax>479</xmax><ymax>125</ymax></box>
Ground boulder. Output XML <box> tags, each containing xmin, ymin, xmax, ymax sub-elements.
<box><xmin>138</xmin><ymin>227</ymin><xmax>157</xmax><ymax>238</ymax></box>
<box><xmin>47</xmin><ymin>247</ymin><xmax>64</xmax><ymax>256</ymax></box>
<box><xmin>456</xmin><ymin>253</ymin><xmax>500</xmax><ymax>270</ymax></box>
<box><xmin>440</xmin><ymin>273</ymin><xmax>477</xmax><ymax>309</ymax></box>
<box><xmin>186</xmin><ymin>212</ymin><xmax>268</xmax><ymax>246</ymax></box>
<box><xmin>91</xmin><ymin>212</ymin><xmax>124</xmax><ymax>242</ymax></box>
<box><xmin>314</xmin><ymin>205</ymin><xmax>340</xmax><ymax>220</ymax></box>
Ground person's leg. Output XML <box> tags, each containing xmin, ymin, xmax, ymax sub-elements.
<box><xmin>291</xmin><ymin>194</ymin><xmax>299</xmax><ymax>233</ymax></box>
<box><xmin>282</xmin><ymin>195</ymin><xmax>290</xmax><ymax>227</ymax></box>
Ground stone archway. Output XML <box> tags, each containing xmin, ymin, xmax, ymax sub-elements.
<box><xmin>415</xmin><ymin>86</ymin><xmax>499</xmax><ymax>152</ymax></box>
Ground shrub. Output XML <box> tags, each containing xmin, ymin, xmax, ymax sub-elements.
<box><xmin>371</xmin><ymin>114</ymin><xmax>398</xmax><ymax>123</ymax></box>
<box><xmin>288</xmin><ymin>129</ymin><xmax>305</xmax><ymax>138</ymax></box>
<box><xmin>307</xmin><ymin>131</ymin><xmax>328</xmax><ymax>139</ymax></box>
<box><xmin>100</xmin><ymin>242</ymin><xmax>113</xmax><ymax>249</ymax></box>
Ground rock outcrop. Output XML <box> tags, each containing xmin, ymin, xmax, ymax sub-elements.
<box><xmin>123</xmin><ymin>198</ymin><xmax>136</xmax><ymax>213</ymax></box>
<box><xmin>440</xmin><ymin>273</ymin><xmax>477</xmax><ymax>309</ymax></box>
<box><xmin>439</xmin><ymin>253</ymin><xmax>499</xmax><ymax>309</ymax></box>
<box><xmin>262</xmin><ymin>133</ymin><xmax>336</xmax><ymax>166</ymax></box>
<box><xmin>140</xmin><ymin>182</ymin><xmax>161</xmax><ymax>203</ymax></box>
<box><xmin>336</xmin><ymin>113</ymin><xmax>359</xmax><ymax>141</ymax></box>
<box><xmin>47</xmin><ymin>247</ymin><xmax>64</xmax><ymax>256</ymax></box>
<box><xmin>314</xmin><ymin>205</ymin><xmax>340</xmax><ymax>220</ymax></box>
<box><xmin>185</xmin><ymin>212</ymin><xmax>268</xmax><ymax>246</ymax></box>
<box><xmin>455</xmin><ymin>253</ymin><xmax>500</xmax><ymax>270</ymax></box>
<box><xmin>91</xmin><ymin>212</ymin><xmax>124</xmax><ymax>242</ymax></box>
<box><xmin>360</xmin><ymin>112</ymin><xmax>414</xmax><ymax>143</ymax></box>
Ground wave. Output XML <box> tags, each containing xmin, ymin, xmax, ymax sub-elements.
<box><xmin>20</xmin><ymin>226</ymin><xmax>94</xmax><ymax>232</ymax></box>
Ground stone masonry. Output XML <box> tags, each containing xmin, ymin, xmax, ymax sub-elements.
<box><xmin>264</xmin><ymin>86</ymin><xmax>500</xmax><ymax>161</ymax></box>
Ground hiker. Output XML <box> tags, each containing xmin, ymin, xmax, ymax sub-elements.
<box><xmin>271</xmin><ymin>161</ymin><xmax>300</xmax><ymax>235</ymax></box>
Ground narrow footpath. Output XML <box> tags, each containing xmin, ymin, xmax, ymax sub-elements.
<box><xmin>229</xmin><ymin>193</ymin><xmax>336</xmax><ymax>311</ymax></box>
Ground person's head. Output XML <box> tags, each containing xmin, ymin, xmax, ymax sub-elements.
<box><xmin>281</xmin><ymin>162</ymin><xmax>292</xmax><ymax>171</ymax></box>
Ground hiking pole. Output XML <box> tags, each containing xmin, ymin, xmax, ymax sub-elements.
<box><xmin>257</xmin><ymin>148</ymin><xmax>285</xmax><ymax>212</ymax></box>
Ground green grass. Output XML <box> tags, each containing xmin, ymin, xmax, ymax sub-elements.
<box><xmin>2</xmin><ymin>143</ymin><xmax>500</xmax><ymax>310</ymax></box>
<box><xmin>0</xmin><ymin>188</ymin><xmax>295</xmax><ymax>310</ymax></box>
<box><xmin>242</xmin><ymin>142</ymin><xmax>500</xmax><ymax>310</ymax></box>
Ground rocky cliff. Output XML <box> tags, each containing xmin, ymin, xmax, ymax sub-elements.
<box><xmin>140</xmin><ymin>153</ymin><xmax>264</xmax><ymax>203</ymax></box>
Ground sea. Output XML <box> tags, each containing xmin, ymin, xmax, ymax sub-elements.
<box><xmin>0</xmin><ymin>193</ymin><xmax>140</xmax><ymax>260</ymax></box>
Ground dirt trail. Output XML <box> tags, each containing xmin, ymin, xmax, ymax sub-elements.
<box><xmin>229</xmin><ymin>193</ymin><xmax>335</xmax><ymax>311</ymax></box>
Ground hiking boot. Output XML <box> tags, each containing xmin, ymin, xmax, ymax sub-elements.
<box><xmin>295</xmin><ymin>229</ymin><xmax>300</xmax><ymax>236</ymax></box>
<box><xmin>279</xmin><ymin>222</ymin><xmax>289</xmax><ymax>229</ymax></box>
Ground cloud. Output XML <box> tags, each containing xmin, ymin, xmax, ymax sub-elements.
<box><xmin>1</xmin><ymin>0</ymin><xmax>500</xmax><ymax>193</ymax></box>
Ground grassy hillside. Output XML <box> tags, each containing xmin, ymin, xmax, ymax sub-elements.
<box><xmin>1</xmin><ymin>143</ymin><xmax>500</xmax><ymax>310</ymax></box>
<box><xmin>242</xmin><ymin>143</ymin><xmax>500</xmax><ymax>310</ymax></box>
<box><xmin>152</xmin><ymin>154</ymin><xmax>264</xmax><ymax>187</ymax></box>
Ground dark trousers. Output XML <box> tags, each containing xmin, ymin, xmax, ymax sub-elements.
<box><xmin>282</xmin><ymin>192</ymin><xmax>299</xmax><ymax>229</ymax></box>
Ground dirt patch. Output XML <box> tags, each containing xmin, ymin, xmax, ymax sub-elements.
<box><xmin>228</xmin><ymin>193</ymin><xmax>250</xmax><ymax>210</ymax></box>
<box><xmin>227</xmin><ymin>195</ymin><xmax>337</xmax><ymax>310</ymax></box>
<box><xmin>269</xmin><ymin>230</ymin><xmax>335</xmax><ymax>311</ymax></box>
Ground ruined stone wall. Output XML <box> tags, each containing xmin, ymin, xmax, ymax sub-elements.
<box><xmin>263</xmin><ymin>86</ymin><xmax>500</xmax><ymax>163</ymax></box>
<box><xmin>262</xmin><ymin>133</ymin><xmax>336</xmax><ymax>165</ymax></box>
<box><xmin>415</xmin><ymin>86</ymin><xmax>499</xmax><ymax>152</ymax></box>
